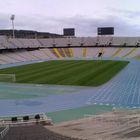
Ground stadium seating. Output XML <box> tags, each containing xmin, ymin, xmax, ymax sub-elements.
<box><xmin>9</xmin><ymin>38</ymin><xmax>24</xmax><ymax>48</ymax></box>
<box><xmin>0</xmin><ymin>36</ymin><xmax>140</xmax><ymax>65</ymax></box>
<box><xmin>39</xmin><ymin>39</ymin><xmax>53</xmax><ymax>47</ymax></box>
<box><xmin>3</xmin><ymin>124</ymin><xmax>81</xmax><ymax>140</ymax></box>
<box><xmin>0</xmin><ymin>36</ymin><xmax>15</xmax><ymax>49</ymax></box>
<box><xmin>40</xmin><ymin>48</ymin><xmax>57</xmax><ymax>59</ymax></box>
<box><xmin>72</xmin><ymin>48</ymin><xmax>83</xmax><ymax>58</ymax></box>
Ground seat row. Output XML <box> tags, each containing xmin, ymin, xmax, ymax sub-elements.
<box><xmin>1</xmin><ymin>36</ymin><xmax>140</xmax><ymax>49</ymax></box>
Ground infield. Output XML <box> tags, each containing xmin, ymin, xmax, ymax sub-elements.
<box><xmin>0</xmin><ymin>60</ymin><xmax>129</xmax><ymax>86</ymax></box>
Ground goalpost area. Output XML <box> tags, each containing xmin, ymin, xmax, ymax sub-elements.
<box><xmin>0</xmin><ymin>58</ymin><xmax>140</xmax><ymax>124</ymax></box>
<box><xmin>0</xmin><ymin>74</ymin><xmax>16</xmax><ymax>83</ymax></box>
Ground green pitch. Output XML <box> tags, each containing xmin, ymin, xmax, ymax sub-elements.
<box><xmin>0</xmin><ymin>60</ymin><xmax>129</xmax><ymax>86</ymax></box>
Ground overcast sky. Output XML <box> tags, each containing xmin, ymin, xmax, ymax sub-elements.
<box><xmin>1</xmin><ymin>0</ymin><xmax>140</xmax><ymax>36</ymax></box>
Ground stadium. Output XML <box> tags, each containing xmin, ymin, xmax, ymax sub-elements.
<box><xmin>0</xmin><ymin>33</ymin><xmax>140</xmax><ymax>139</ymax></box>
<box><xmin>1</xmin><ymin>0</ymin><xmax>140</xmax><ymax>139</ymax></box>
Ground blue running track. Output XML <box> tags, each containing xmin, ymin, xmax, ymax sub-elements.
<box><xmin>0</xmin><ymin>59</ymin><xmax>140</xmax><ymax>116</ymax></box>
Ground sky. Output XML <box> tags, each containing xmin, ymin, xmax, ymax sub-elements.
<box><xmin>0</xmin><ymin>0</ymin><xmax>140</xmax><ymax>36</ymax></box>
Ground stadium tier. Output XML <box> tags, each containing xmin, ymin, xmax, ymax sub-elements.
<box><xmin>1</xmin><ymin>36</ymin><xmax>140</xmax><ymax>49</ymax></box>
<box><xmin>0</xmin><ymin>48</ymin><xmax>139</xmax><ymax>64</ymax></box>
<box><xmin>3</xmin><ymin>124</ymin><xmax>81</xmax><ymax>140</ymax></box>
<box><xmin>0</xmin><ymin>35</ymin><xmax>140</xmax><ymax>64</ymax></box>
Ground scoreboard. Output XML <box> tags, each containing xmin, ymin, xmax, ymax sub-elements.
<box><xmin>63</xmin><ymin>28</ymin><xmax>75</xmax><ymax>36</ymax></box>
<box><xmin>97</xmin><ymin>27</ymin><xmax>114</xmax><ymax>35</ymax></box>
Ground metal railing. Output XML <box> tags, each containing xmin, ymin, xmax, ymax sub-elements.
<box><xmin>0</xmin><ymin>125</ymin><xmax>9</xmax><ymax>140</ymax></box>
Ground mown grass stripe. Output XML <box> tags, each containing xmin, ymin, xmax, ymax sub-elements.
<box><xmin>62</xmin><ymin>61</ymin><xmax>116</xmax><ymax>86</ymax></box>
<box><xmin>27</xmin><ymin>61</ymin><xmax>89</xmax><ymax>83</ymax></box>
<box><xmin>0</xmin><ymin>60</ymin><xmax>129</xmax><ymax>86</ymax></box>
<box><xmin>16</xmin><ymin>61</ymin><xmax>77</xmax><ymax>77</ymax></box>
<box><xmin>37</xmin><ymin>61</ymin><xmax>100</xmax><ymax>84</ymax></box>
<box><xmin>56</xmin><ymin>61</ymin><xmax>108</xmax><ymax>85</ymax></box>
<box><xmin>86</xmin><ymin>61</ymin><xmax>128</xmax><ymax>86</ymax></box>
<box><xmin>17</xmin><ymin>61</ymin><xmax>85</xmax><ymax>82</ymax></box>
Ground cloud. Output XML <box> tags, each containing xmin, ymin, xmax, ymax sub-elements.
<box><xmin>108</xmin><ymin>8</ymin><xmax>140</xmax><ymax>18</ymax></box>
<box><xmin>0</xmin><ymin>13</ymin><xmax>140</xmax><ymax>36</ymax></box>
<box><xmin>0</xmin><ymin>13</ymin><xmax>11</xmax><ymax>29</ymax></box>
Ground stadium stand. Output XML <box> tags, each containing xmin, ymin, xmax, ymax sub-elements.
<box><xmin>0</xmin><ymin>36</ymin><xmax>140</xmax><ymax>65</ymax></box>
<box><xmin>0</xmin><ymin>36</ymin><xmax>15</xmax><ymax>49</ymax></box>
<box><xmin>3</xmin><ymin>124</ymin><xmax>81</xmax><ymax>140</ymax></box>
<box><xmin>83</xmin><ymin>48</ymin><xmax>86</xmax><ymax>57</ymax></box>
<box><xmin>39</xmin><ymin>38</ymin><xmax>53</xmax><ymax>47</ymax></box>
<box><xmin>30</xmin><ymin>50</ymin><xmax>49</xmax><ymax>59</ymax></box>
<box><xmin>118</xmin><ymin>48</ymin><xmax>134</xmax><ymax>57</ymax></box>
<box><xmin>40</xmin><ymin>48</ymin><xmax>57</xmax><ymax>59</ymax></box>
<box><xmin>1</xmin><ymin>35</ymin><xmax>140</xmax><ymax>140</ymax></box>
<box><xmin>53</xmin><ymin>48</ymin><xmax>62</xmax><ymax>58</ymax></box>
<box><xmin>73</xmin><ymin>48</ymin><xmax>83</xmax><ymax>58</ymax></box>
<box><xmin>29</xmin><ymin>39</ymin><xmax>42</xmax><ymax>48</ymax></box>
<box><xmin>8</xmin><ymin>38</ymin><xmax>24</xmax><ymax>48</ymax></box>
<box><xmin>63</xmin><ymin>48</ymin><xmax>71</xmax><ymax>57</ymax></box>
<box><xmin>84</xmin><ymin>37</ymin><xmax>97</xmax><ymax>46</ymax></box>
<box><xmin>57</xmin><ymin>48</ymin><xmax>66</xmax><ymax>57</ymax></box>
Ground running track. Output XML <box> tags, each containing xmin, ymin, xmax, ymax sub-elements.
<box><xmin>0</xmin><ymin>59</ymin><xmax>140</xmax><ymax>116</ymax></box>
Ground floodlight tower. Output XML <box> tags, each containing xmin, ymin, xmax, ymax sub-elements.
<box><xmin>10</xmin><ymin>14</ymin><xmax>15</xmax><ymax>38</ymax></box>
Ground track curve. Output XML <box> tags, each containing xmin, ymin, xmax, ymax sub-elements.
<box><xmin>0</xmin><ymin>58</ymin><xmax>140</xmax><ymax>116</ymax></box>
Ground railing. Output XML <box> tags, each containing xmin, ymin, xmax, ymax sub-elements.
<box><xmin>0</xmin><ymin>125</ymin><xmax>9</xmax><ymax>140</ymax></box>
<box><xmin>0</xmin><ymin>113</ymin><xmax>52</xmax><ymax>127</ymax></box>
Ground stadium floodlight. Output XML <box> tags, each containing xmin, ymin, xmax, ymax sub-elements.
<box><xmin>10</xmin><ymin>14</ymin><xmax>15</xmax><ymax>38</ymax></box>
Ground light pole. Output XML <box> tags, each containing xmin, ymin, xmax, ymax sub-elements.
<box><xmin>10</xmin><ymin>14</ymin><xmax>15</xmax><ymax>38</ymax></box>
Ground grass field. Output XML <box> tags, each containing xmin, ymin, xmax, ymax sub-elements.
<box><xmin>0</xmin><ymin>60</ymin><xmax>129</xmax><ymax>86</ymax></box>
